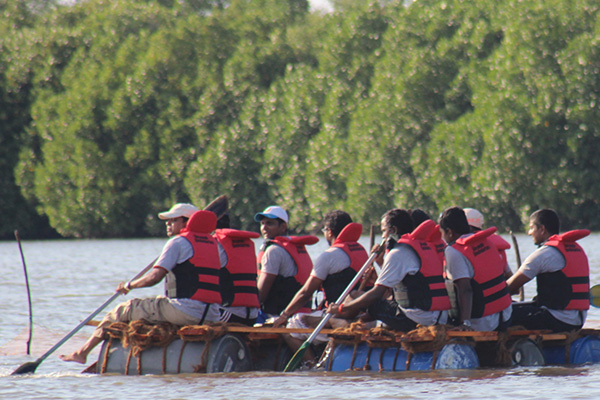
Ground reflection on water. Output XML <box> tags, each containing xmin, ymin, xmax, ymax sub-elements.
<box><xmin>0</xmin><ymin>235</ymin><xmax>599</xmax><ymax>399</ymax></box>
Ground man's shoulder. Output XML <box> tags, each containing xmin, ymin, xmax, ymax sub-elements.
<box><xmin>314</xmin><ymin>246</ymin><xmax>348</xmax><ymax>267</ymax></box>
<box><xmin>262</xmin><ymin>242</ymin><xmax>294</xmax><ymax>267</ymax></box>
<box><xmin>533</xmin><ymin>244</ymin><xmax>564</xmax><ymax>261</ymax></box>
<box><xmin>265</xmin><ymin>242</ymin><xmax>289</xmax><ymax>255</ymax></box>
<box><xmin>321</xmin><ymin>246</ymin><xmax>346</xmax><ymax>257</ymax></box>
<box><xmin>168</xmin><ymin>235</ymin><xmax>191</xmax><ymax>247</ymax></box>
<box><xmin>392</xmin><ymin>242</ymin><xmax>420</xmax><ymax>258</ymax></box>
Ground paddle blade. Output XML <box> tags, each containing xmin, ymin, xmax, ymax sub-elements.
<box><xmin>590</xmin><ymin>284</ymin><xmax>600</xmax><ymax>308</ymax></box>
<box><xmin>204</xmin><ymin>195</ymin><xmax>229</xmax><ymax>220</ymax></box>
<box><xmin>284</xmin><ymin>341</ymin><xmax>310</xmax><ymax>372</ymax></box>
<box><xmin>11</xmin><ymin>361</ymin><xmax>39</xmax><ymax>375</ymax></box>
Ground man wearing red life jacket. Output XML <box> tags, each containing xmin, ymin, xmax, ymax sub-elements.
<box><xmin>214</xmin><ymin>214</ymin><xmax>261</xmax><ymax>326</ymax></box>
<box><xmin>439</xmin><ymin>207</ymin><xmax>512</xmax><ymax>332</ymax></box>
<box><xmin>255</xmin><ymin>205</ymin><xmax>317</xmax><ymax>323</ymax></box>
<box><xmin>272</xmin><ymin>210</ymin><xmax>368</xmax><ymax>362</ymax></box>
<box><xmin>273</xmin><ymin>211</ymin><xmax>367</xmax><ymax>325</ymax></box>
<box><xmin>329</xmin><ymin>209</ymin><xmax>450</xmax><ymax>332</ymax></box>
<box><xmin>507</xmin><ymin>209</ymin><xmax>590</xmax><ymax>332</ymax></box>
<box><xmin>464</xmin><ymin>208</ymin><xmax>514</xmax><ymax>281</ymax></box>
<box><xmin>409</xmin><ymin>208</ymin><xmax>446</xmax><ymax>263</ymax></box>
<box><xmin>60</xmin><ymin>205</ymin><xmax>222</xmax><ymax>364</ymax></box>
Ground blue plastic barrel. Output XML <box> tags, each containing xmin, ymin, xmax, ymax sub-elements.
<box><xmin>435</xmin><ymin>342</ymin><xmax>480</xmax><ymax>369</ymax></box>
<box><xmin>328</xmin><ymin>342</ymin><xmax>479</xmax><ymax>371</ymax></box>
<box><xmin>544</xmin><ymin>335</ymin><xmax>600</xmax><ymax>365</ymax></box>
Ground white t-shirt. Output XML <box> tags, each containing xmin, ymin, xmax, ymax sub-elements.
<box><xmin>153</xmin><ymin>236</ymin><xmax>220</xmax><ymax>321</ymax></box>
<box><xmin>518</xmin><ymin>245</ymin><xmax>587</xmax><ymax>326</ymax></box>
<box><xmin>376</xmin><ymin>243</ymin><xmax>448</xmax><ymax>326</ymax></box>
<box><xmin>444</xmin><ymin>234</ymin><xmax>512</xmax><ymax>331</ymax></box>
<box><xmin>311</xmin><ymin>247</ymin><xmax>352</xmax><ymax>280</ymax></box>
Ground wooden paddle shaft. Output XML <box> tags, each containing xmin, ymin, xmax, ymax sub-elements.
<box><xmin>510</xmin><ymin>232</ymin><xmax>525</xmax><ymax>301</ymax></box>
<box><xmin>15</xmin><ymin>230</ymin><xmax>33</xmax><ymax>355</ymax></box>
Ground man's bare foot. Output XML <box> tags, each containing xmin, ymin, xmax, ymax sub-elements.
<box><xmin>59</xmin><ymin>352</ymin><xmax>87</xmax><ymax>364</ymax></box>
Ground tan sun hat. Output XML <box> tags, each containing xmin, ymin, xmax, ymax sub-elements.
<box><xmin>158</xmin><ymin>203</ymin><xmax>199</xmax><ymax>220</ymax></box>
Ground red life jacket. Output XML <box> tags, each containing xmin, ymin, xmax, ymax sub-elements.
<box><xmin>428</xmin><ymin>224</ymin><xmax>447</xmax><ymax>265</ymax></box>
<box><xmin>256</xmin><ymin>235</ymin><xmax>318</xmax><ymax>284</ymax></box>
<box><xmin>256</xmin><ymin>235</ymin><xmax>318</xmax><ymax>314</ymax></box>
<box><xmin>536</xmin><ymin>229</ymin><xmax>590</xmax><ymax>310</ymax></box>
<box><xmin>214</xmin><ymin>228</ymin><xmax>260</xmax><ymax>308</ymax></box>
<box><xmin>169</xmin><ymin>210</ymin><xmax>222</xmax><ymax>304</ymax></box>
<box><xmin>322</xmin><ymin>223</ymin><xmax>368</xmax><ymax>302</ymax></box>
<box><xmin>396</xmin><ymin>220</ymin><xmax>451</xmax><ymax>311</ymax></box>
<box><xmin>488</xmin><ymin>234</ymin><xmax>511</xmax><ymax>269</ymax></box>
<box><xmin>451</xmin><ymin>227</ymin><xmax>511</xmax><ymax>318</ymax></box>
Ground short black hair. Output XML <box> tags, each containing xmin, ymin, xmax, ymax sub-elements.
<box><xmin>438</xmin><ymin>207</ymin><xmax>470</xmax><ymax>235</ymax></box>
<box><xmin>530</xmin><ymin>209</ymin><xmax>560</xmax><ymax>235</ymax></box>
<box><xmin>409</xmin><ymin>208</ymin><xmax>432</xmax><ymax>227</ymax></box>
<box><xmin>323</xmin><ymin>210</ymin><xmax>352</xmax><ymax>237</ymax></box>
<box><xmin>382</xmin><ymin>209</ymin><xmax>414</xmax><ymax>236</ymax></box>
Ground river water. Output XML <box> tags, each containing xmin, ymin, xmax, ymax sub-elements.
<box><xmin>0</xmin><ymin>233</ymin><xmax>599</xmax><ymax>399</ymax></box>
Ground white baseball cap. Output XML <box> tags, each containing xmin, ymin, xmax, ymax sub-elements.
<box><xmin>464</xmin><ymin>208</ymin><xmax>484</xmax><ymax>229</ymax></box>
<box><xmin>158</xmin><ymin>203</ymin><xmax>199</xmax><ymax>220</ymax></box>
<box><xmin>254</xmin><ymin>205</ymin><xmax>289</xmax><ymax>223</ymax></box>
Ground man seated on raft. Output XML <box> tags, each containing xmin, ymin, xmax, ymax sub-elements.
<box><xmin>213</xmin><ymin>214</ymin><xmax>261</xmax><ymax>326</ymax></box>
<box><xmin>439</xmin><ymin>207</ymin><xmax>512</xmax><ymax>331</ymax></box>
<box><xmin>60</xmin><ymin>204</ymin><xmax>222</xmax><ymax>364</ymax></box>
<box><xmin>507</xmin><ymin>209</ymin><xmax>589</xmax><ymax>332</ymax></box>
<box><xmin>464</xmin><ymin>207</ymin><xmax>514</xmax><ymax>281</ymax></box>
<box><xmin>254</xmin><ymin>205</ymin><xmax>317</xmax><ymax>323</ymax></box>
<box><xmin>328</xmin><ymin>209</ymin><xmax>450</xmax><ymax>332</ymax></box>
<box><xmin>272</xmin><ymin>210</ymin><xmax>368</xmax><ymax>360</ymax></box>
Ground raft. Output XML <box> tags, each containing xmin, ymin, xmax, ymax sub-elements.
<box><xmin>89</xmin><ymin>321</ymin><xmax>600</xmax><ymax>375</ymax></box>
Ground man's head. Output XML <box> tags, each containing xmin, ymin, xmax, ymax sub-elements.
<box><xmin>158</xmin><ymin>203</ymin><xmax>198</xmax><ymax>237</ymax></box>
<box><xmin>254</xmin><ymin>205</ymin><xmax>289</xmax><ymax>239</ymax></box>
<box><xmin>464</xmin><ymin>208</ymin><xmax>484</xmax><ymax>233</ymax></box>
<box><xmin>529</xmin><ymin>208</ymin><xmax>559</xmax><ymax>245</ymax></box>
<box><xmin>438</xmin><ymin>207</ymin><xmax>470</xmax><ymax>244</ymax></box>
<box><xmin>409</xmin><ymin>208</ymin><xmax>432</xmax><ymax>227</ymax></box>
<box><xmin>381</xmin><ymin>209</ymin><xmax>413</xmax><ymax>239</ymax></box>
<box><xmin>322</xmin><ymin>210</ymin><xmax>352</xmax><ymax>244</ymax></box>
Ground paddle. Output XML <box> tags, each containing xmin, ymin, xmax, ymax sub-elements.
<box><xmin>510</xmin><ymin>231</ymin><xmax>525</xmax><ymax>302</ymax></box>
<box><xmin>11</xmin><ymin>195</ymin><xmax>229</xmax><ymax>375</ymax></box>
<box><xmin>11</xmin><ymin>258</ymin><xmax>157</xmax><ymax>375</ymax></box>
<box><xmin>14</xmin><ymin>230</ymin><xmax>33</xmax><ymax>355</ymax></box>
<box><xmin>283</xmin><ymin>239</ymin><xmax>386</xmax><ymax>372</ymax></box>
<box><xmin>204</xmin><ymin>194</ymin><xmax>229</xmax><ymax>220</ymax></box>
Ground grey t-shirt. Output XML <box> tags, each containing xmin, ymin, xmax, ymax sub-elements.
<box><xmin>260</xmin><ymin>243</ymin><xmax>297</xmax><ymax>277</ymax></box>
<box><xmin>519</xmin><ymin>245</ymin><xmax>587</xmax><ymax>326</ymax></box>
<box><xmin>376</xmin><ymin>243</ymin><xmax>448</xmax><ymax>326</ymax></box>
<box><xmin>444</xmin><ymin>234</ymin><xmax>512</xmax><ymax>331</ymax></box>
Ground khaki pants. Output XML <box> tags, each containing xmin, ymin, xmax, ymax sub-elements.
<box><xmin>92</xmin><ymin>296</ymin><xmax>206</xmax><ymax>338</ymax></box>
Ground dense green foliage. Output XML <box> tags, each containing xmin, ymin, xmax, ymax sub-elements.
<box><xmin>1</xmin><ymin>0</ymin><xmax>600</xmax><ymax>239</ymax></box>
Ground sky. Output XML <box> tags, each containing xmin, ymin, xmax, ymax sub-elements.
<box><xmin>58</xmin><ymin>0</ymin><xmax>335</xmax><ymax>12</ymax></box>
<box><xmin>309</xmin><ymin>0</ymin><xmax>334</xmax><ymax>12</ymax></box>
